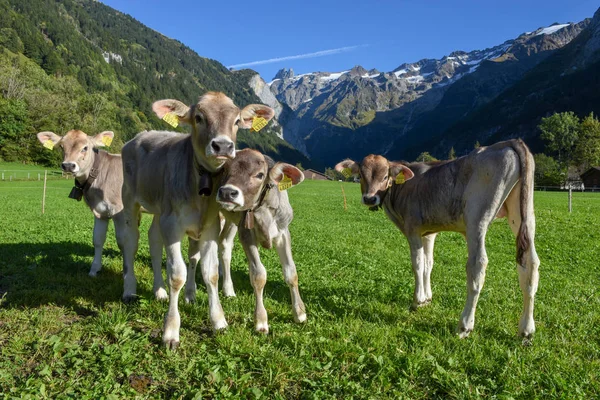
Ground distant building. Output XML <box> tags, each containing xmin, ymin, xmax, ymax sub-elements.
<box><xmin>303</xmin><ymin>169</ymin><xmax>331</xmax><ymax>181</ymax></box>
<box><xmin>581</xmin><ymin>167</ymin><xmax>600</xmax><ymax>190</ymax></box>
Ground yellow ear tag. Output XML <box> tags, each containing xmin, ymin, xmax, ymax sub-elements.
<box><xmin>341</xmin><ymin>168</ymin><xmax>352</xmax><ymax>178</ymax></box>
<box><xmin>395</xmin><ymin>171</ymin><xmax>405</xmax><ymax>185</ymax></box>
<box><xmin>250</xmin><ymin>116</ymin><xmax>268</xmax><ymax>132</ymax></box>
<box><xmin>162</xmin><ymin>112</ymin><xmax>179</xmax><ymax>128</ymax></box>
<box><xmin>278</xmin><ymin>175</ymin><xmax>293</xmax><ymax>191</ymax></box>
<box><xmin>43</xmin><ymin>140</ymin><xmax>55</xmax><ymax>150</ymax></box>
<box><xmin>101</xmin><ymin>135</ymin><xmax>113</xmax><ymax>147</ymax></box>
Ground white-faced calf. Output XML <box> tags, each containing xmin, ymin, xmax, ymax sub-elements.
<box><xmin>36</xmin><ymin>129</ymin><xmax>168</xmax><ymax>300</ymax></box>
<box><xmin>216</xmin><ymin>149</ymin><xmax>306</xmax><ymax>333</ymax></box>
<box><xmin>336</xmin><ymin>139</ymin><xmax>540</xmax><ymax>339</ymax></box>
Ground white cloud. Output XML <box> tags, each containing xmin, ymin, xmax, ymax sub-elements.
<box><xmin>227</xmin><ymin>45</ymin><xmax>366</xmax><ymax>69</ymax></box>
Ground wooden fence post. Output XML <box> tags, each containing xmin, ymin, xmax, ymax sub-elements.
<box><xmin>568</xmin><ymin>187</ymin><xmax>572</xmax><ymax>213</ymax></box>
<box><xmin>42</xmin><ymin>170</ymin><xmax>47</xmax><ymax>215</ymax></box>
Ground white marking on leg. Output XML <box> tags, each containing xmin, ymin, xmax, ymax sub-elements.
<box><xmin>423</xmin><ymin>233</ymin><xmax>437</xmax><ymax>303</ymax></box>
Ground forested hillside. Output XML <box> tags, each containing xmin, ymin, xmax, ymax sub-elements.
<box><xmin>0</xmin><ymin>0</ymin><xmax>310</xmax><ymax>167</ymax></box>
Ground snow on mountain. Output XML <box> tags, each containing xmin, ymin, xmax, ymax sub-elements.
<box><xmin>535</xmin><ymin>23</ymin><xmax>570</xmax><ymax>36</ymax></box>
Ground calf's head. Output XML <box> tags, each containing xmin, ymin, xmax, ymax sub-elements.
<box><xmin>36</xmin><ymin>130</ymin><xmax>114</xmax><ymax>176</ymax></box>
<box><xmin>152</xmin><ymin>92</ymin><xmax>274</xmax><ymax>169</ymax></box>
<box><xmin>216</xmin><ymin>149</ymin><xmax>304</xmax><ymax>212</ymax></box>
<box><xmin>335</xmin><ymin>154</ymin><xmax>414</xmax><ymax>207</ymax></box>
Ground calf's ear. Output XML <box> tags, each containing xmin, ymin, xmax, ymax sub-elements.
<box><xmin>269</xmin><ymin>163</ymin><xmax>304</xmax><ymax>186</ymax></box>
<box><xmin>239</xmin><ymin>104</ymin><xmax>275</xmax><ymax>129</ymax></box>
<box><xmin>37</xmin><ymin>131</ymin><xmax>62</xmax><ymax>147</ymax></box>
<box><xmin>334</xmin><ymin>159</ymin><xmax>360</xmax><ymax>176</ymax></box>
<box><xmin>389</xmin><ymin>162</ymin><xmax>414</xmax><ymax>182</ymax></box>
<box><xmin>92</xmin><ymin>131</ymin><xmax>114</xmax><ymax>148</ymax></box>
<box><xmin>152</xmin><ymin>99</ymin><xmax>192</xmax><ymax>125</ymax></box>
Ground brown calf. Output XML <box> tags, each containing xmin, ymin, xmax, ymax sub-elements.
<box><xmin>215</xmin><ymin>149</ymin><xmax>306</xmax><ymax>333</ymax></box>
<box><xmin>336</xmin><ymin>139</ymin><xmax>540</xmax><ymax>338</ymax></box>
<box><xmin>36</xmin><ymin>130</ymin><xmax>168</xmax><ymax>300</ymax></box>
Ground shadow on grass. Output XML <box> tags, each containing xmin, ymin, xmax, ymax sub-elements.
<box><xmin>0</xmin><ymin>241</ymin><xmax>154</xmax><ymax>315</ymax></box>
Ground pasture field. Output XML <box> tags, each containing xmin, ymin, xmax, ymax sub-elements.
<box><xmin>0</xmin><ymin>179</ymin><xmax>599</xmax><ymax>399</ymax></box>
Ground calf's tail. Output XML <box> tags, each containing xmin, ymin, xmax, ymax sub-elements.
<box><xmin>510</xmin><ymin>139</ymin><xmax>535</xmax><ymax>265</ymax></box>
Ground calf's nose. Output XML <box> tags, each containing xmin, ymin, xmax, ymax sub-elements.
<box><xmin>210</xmin><ymin>138</ymin><xmax>234</xmax><ymax>157</ymax></box>
<box><xmin>62</xmin><ymin>162</ymin><xmax>75</xmax><ymax>172</ymax></box>
<box><xmin>363</xmin><ymin>195</ymin><xmax>377</xmax><ymax>205</ymax></box>
<box><xmin>218</xmin><ymin>187</ymin><xmax>239</xmax><ymax>201</ymax></box>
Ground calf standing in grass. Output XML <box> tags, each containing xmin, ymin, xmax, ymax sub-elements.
<box><xmin>335</xmin><ymin>139</ymin><xmax>539</xmax><ymax>338</ymax></box>
<box><xmin>121</xmin><ymin>92</ymin><xmax>274</xmax><ymax>348</ymax></box>
<box><xmin>215</xmin><ymin>149</ymin><xmax>306</xmax><ymax>333</ymax></box>
<box><xmin>36</xmin><ymin>130</ymin><xmax>168</xmax><ymax>300</ymax></box>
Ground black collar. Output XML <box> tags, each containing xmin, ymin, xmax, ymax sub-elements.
<box><xmin>68</xmin><ymin>148</ymin><xmax>100</xmax><ymax>201</ymax></box>
<box><xmin>242</xmin><ymin>183</ymin><xmax>275</xmax><ymax>230</ymax></box>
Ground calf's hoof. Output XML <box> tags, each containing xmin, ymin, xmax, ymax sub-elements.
<box><xmin>456</xmin><ymin>324</ymin><xmax>473</xmax><ymax>339</ymax></box>
<box><xmin>212</xmin><ymin>319</ymin><xmax>228</xmax><ymax>332</ymax></box>
<box><xmin>184</xmin><ymin>290</ymin><xmax>196</xmax><ymax>304</ymax></box>
<box><xmin>519</xmin><ymin>318</ymin><xmax>535</xmax><ymax>339</ymax></box>
<box><xmin>88</xmin><ymin>263</ymin><xmax>101</xmax><ymax>277</ymax></box>
<box><xmin>410</xmin><ymin>299</ymin><xmax>431</xmax><ymax>311</ymax></box>
<box><xmin>255</xmin><ymin>321</ymin><xmax>269</xmax><ymax>334</ymax></box>
<box><xmin>154</xmin><ymin>288</ymin><xmax>168</xmax><ymax>301</ymax></box>
<box><xmin>122</xmin><ymin>294</ymin><xmax>139</xmax><ymax>304</ymax></box>
<box><xmin>222</xmin><ymin>285</ymin><xmax>236</xmax><ymax>298</ymax></box>
<box><xmin>163</xmin><ymin>339</ymin><xmax>180</xmax><ymax>350</ymax></box>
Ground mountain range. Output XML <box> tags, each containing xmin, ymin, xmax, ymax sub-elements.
<box><xmin>240</xmin><ymin>10</ymin><xmax>600</xmax><ymax>166</ymax></box>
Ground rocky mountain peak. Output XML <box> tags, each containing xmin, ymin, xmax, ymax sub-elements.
<box><xmin>273</xmin><ymin>68</ymin><xmax>294</xmax><ymax>80</ymax></box>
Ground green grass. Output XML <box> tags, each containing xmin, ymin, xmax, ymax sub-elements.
<box><xmin>0</xmin><ymin>179</ymin><xmax>599</xmax><ymax>398</ymax></box>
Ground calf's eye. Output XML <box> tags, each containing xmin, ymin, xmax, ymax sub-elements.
<box><xmin>82</xmin><ymin>146</ymin><xmax>88</xmax><ymax>153</ymax></box>
<box><xmin>195</xmin><ymin>114</ymin><xmax>203</xmax><ymax>124</ymax></box>
<box><xmin>384</xmin><ymin>175</ymin><xmax>388</xmax><ymax>181</ymax></box>
<box><xmin>256</xmin><ymin>172</ymin><xmax>264</xmax><ymax>180</ymax></box>
<box><xmin>235</xmin><ymin>118</ymin><xmax>241</xmax><ymax>126</ymax></box>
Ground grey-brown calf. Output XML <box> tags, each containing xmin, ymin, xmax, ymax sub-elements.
<box><xmin>120</xmin><ymin>92</ymin><xmax>274</xmax><ymax>348</ymax></box>
<box><xmin>215</xmin><ymin>149</ymin><xmax>306</xmax><ymax>333</ymax></box>
<box><xmin>336</xmin><ymin>139</ymin><xmax>539</xmax><ymax>338</ymax></box>
<box><xmin>36</xmin><ymin>129</ymin><xmax>168</xmax><ymax>300</ymax></box>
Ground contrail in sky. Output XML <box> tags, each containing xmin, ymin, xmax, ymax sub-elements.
<box><xmin>227</xmin><ymin>45</ymin><xmax>366</xmax><ymax>69</ymax></box>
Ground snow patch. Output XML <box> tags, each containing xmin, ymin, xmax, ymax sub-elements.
<box><xmin>268</xmin><ymin>78</ymin><xmax>281</xmax><ymax>86</ymax></box>
<box><xmin>393</xmin><ymin>69</ymin><xmax>408</xmax><ymax>77</ymax></box>
<box><xmin>362</xmin><ymin>73</ymin><xmax>381</xmax><ymax>79</ymax></box>
<box><xmin>536</xmin><ymin>24</ymin><xmax>569</xmax><ymax>36</ymax></box>
<box><xmin>320</xmin><ymin>70</ymin><xmax>349</xmax><ymax>81</ymax></box>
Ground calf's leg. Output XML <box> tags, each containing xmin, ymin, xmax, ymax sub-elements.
<box><xmin>115</xmin><ymin>208</ymin><xmax>139</xmax><ymax>302</ymax></box>
<box><xmin>505</xmin><ymin>184</ymin><xmax>540</xmax><ymax>338</ymax></box>
<box><xmin>89</xmin><ymin>217</ymin><xmax>108</xmax><ymax>277</ymax></box>
<box><xmin>408</xmin><ymin>235</ymin><xmax>428</xmax><ymax>309</ymax></box>
<box><xmin>198</xmin><ymin>220</ymin><xmax>228</xmax><ymax>331</ymax></box>
<box><xmin>160</xmin><ymin>215</ymin><xmax>187</xmax><ymax>349</ymax></box>
<box><xmin>219</xmin><ymin>219</ymin><xmax>237</xmax><ymax>297</ymax></box>
<box><xmin>458</xmin><ymin>231</ymin><xmax>488</xmax><ymax>338</ymax></box>
<box><xmin>422</xmin><ymin>233</ymin><xmax>437</xmax><ymax>304</ymax></box>
<box><xmin>148</xmin><ymin>215</ymin><xmax>168</xmax><ymax>300</ymax></box>
<box><xmin>274</xmin><ymin>228</ymin><xmax>306</xmax><ymax>323</ymax></box>
<box><xmin>239</xmin><ymin>228</ymin><xmax>269</xmax><ymax>333</ymax></box>
<box><xmin>185</xmin><ymin>238</ymin><xmax>199</xmax><ymax>304</ymax></box>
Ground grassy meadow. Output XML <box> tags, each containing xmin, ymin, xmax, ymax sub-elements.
<box><xmin>0</xmin><ymin>178</ymin><xmax>599</xmax><ymax>399</ymax></box>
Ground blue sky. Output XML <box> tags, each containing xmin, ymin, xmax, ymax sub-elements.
<box><xmin>101</xmin><ymin>0</ymin><xmax>598</xmax><ymax>81</ymax></box>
